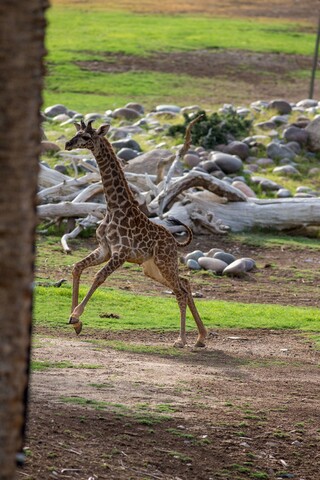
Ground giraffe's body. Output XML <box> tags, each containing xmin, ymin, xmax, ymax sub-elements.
<box><xmin>65</xmin><ymin>121</ymin><xmax>207</xmax><ymax>347</ymax></box>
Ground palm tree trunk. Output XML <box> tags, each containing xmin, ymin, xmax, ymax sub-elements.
<box><xmin>0</xmin><ymin>1</ymin><xmax>48</xmax><ymax>478</ymax></box>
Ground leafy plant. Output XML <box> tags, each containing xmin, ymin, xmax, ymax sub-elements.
<box><xmin>168</xmin><ymin>110</ymin><xmax>252</xmax><ymax>149</ymax></box>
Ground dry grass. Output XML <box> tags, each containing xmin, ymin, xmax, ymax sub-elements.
<box><xmin>51</xmin><ymin>0</ymin><xmax>315</xmax><ymax>22</ymax></box>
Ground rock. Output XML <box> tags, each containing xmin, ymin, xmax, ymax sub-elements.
<box><xmin>185</xmin><ymin>250</ymin><xmax>205</xmax><ymax>262</ymax></box>
<box><xmin>112</xmin><ymin>138</ymin><xmax>142</xmax><ymax>152</ymax></box>
<box><xmin>294</xmin><ymin>192</ymin><xmax>317</xmax><ymax>198</ymax></box>
<box><xmin>223</xmin><ymin>259</ymin><xmax>247</xmax><ymax>275</ymax></box>
<box><xmin>256</xmin><ymin>157</ymin><xmax>275</xmax><ymax>167</ymax></box>
<box><xmin>266</xmin><ymin>142</ymin><xmax>296</xmax><ymax>160</ymax></box>
<box><xmin>198</xmin><ymin>159</ymin><xmax>222</xmax><ymax>174</ymax></box>
<box><xmin>259</xmin><ymin>179</ymin><xmax>281</xmax><ymax>191</ymax></box>
<box><xmin>236</xmin><ymin>107</ymin><xmax>251</xmax><ymax>117</ymax></box>
<box><xmin>54</xmin><ymin>164</ymin><xmax>68</xmax><ymax>174</ymax></box>
<box><xmin>44</xmin><ymin>104</ymin><xmax>68</xmax><ymax>117</ymax></box>
<box><xmin>181</xmin><ymin>105</ymin><xmax>201</xmax><ymax>114</ymax></box>
<box><xmin>117</xmin><ymin>148</ymin><xmax>139</xmax><ymax>161</ymax></box>
<box><xmin>283</xmin><ymin>126</ymin><xmax>308</xmax><ymax>145</ymax></box>
<box><xmin>296</xmin><ymin>186</ymin><xmax>314</xmax><ymax>194</ymax></box>
<box><xmin>268</xmin><ymin>99</ymin><xmax>292</xmax><ymax>115</ymax></box>
<box><xmin>210</xmin><ymin>152</ymin><xmax>243</xmax><ymax>174</ymax></box>
<box><xmin>213</xmin><ymin>251</ymin><xmax>236</xmax><ymax>265</ymax></box>
<box><xmin>241</xmin><ymin>257</ymin><xmax>256</xmax><ymax>271</ymax></box>
<box><xmin>255</xmin><ymin>120</ymin><xmax>277</xmax><ymax>130</ymax></box>
<box><xmin>285</xmin><ymin>141</ymin><xmax>301</xmax><ymax>154</ymax></box>
<box><xmin>112</xmin><ymin>107</ymin><xmax>141</xmax><ymax>120</ymax></box>
<box><xmin>124</xmin><ymin>149</ymin><xmax>172</xmax><ymax>175</ymax></box>
<box><xmin>273</xmin><ymin>165</ymin><xmax>300</xmax><ymax>176</ymax></box>
<box><xmin>224</xmin><ymin>141</ymin><xmax>250</xmax><ymax>160</ymax></box>
<box><xmin>183</xmin><ymin>153</ymin><xmax>201</xmax><ymax>169</ymax></box>
<box><xmin>232</xmin><ymin>181</ymin><xmax>257</xmax><ymax>198</ymax></box>
<box><xmin>198</xmin><ymin>257</ymin><xmax>228</xmax><ymax>274</ymax></box>
<box><xmin>277</xmin><ymin>188</ymin><xmax>292</xmax><ymax>198</ymax></box>
<box><xmin>125</xmin><ymin>102</ymin><xmax>144</xmax><ymax>114</ymax></box>
<box><xmin>305</xmin><ymin>116</ymin><xmax>320</xmax><ymax>152</ymax></box>
<box><xmin>296</xmin><ymin>98</ymin><xmax>318</xmax><ymax>108</ymax></box>
<box><xmin>53</xmin><ymin>113</ymin><xmax>71</xmax><ymax>123</ymax></box>
<box><xmin>309</xmin><ymin>167</ymin><xmax>320</xmax><ymax>176</ymax></box>
<box><xmin>41</xmin><ymin>141</ymin><xmax>61</xmax><ymax>153</ymax></box>
<box><xmin>186</xmin><ymin>259</ymin><xmax>202</xmax><ymax>270</ymax></box>
<box><xmin>155</xmin><ymin>104</ymin><xmax>181</xmax><ymax>113</ymax></box>
<box><xmin>204</xmin><ymin>248</ymin><xmax>224</xmax><ymax>257</ymax></box>
<box><xmin>270</xmin><ymin>114</ymin><xmax>289</xmax><ymax>125</ymax></box>
<box><xmin>84</xmin><ymin>112</ymin><xmax>105</xmax><ymax>122</ymax></box>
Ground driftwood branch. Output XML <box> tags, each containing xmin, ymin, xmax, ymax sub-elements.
<box><xmin>151</xmin><ymin>170</ymin><xmax>247</xmax><ymax>215</ymax></box>
<box><xmin>38</xmin><ymin>201</ymin><xmax>106</xmax><ymax>219</ymax></box>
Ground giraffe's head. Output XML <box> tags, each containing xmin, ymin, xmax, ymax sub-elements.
<box><xmin>65</xmin><ymin>120</ymin><xmax>111</xmax><ymax>151</ymax></box>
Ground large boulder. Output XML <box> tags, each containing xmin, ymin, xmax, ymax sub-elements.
<box><xmin>268</xmin><ymin>99</ymin><xmax>292</xmax><ymax>115</ymax></box>
<box><xmin>124</xmin><ymin>149</ymin><xmax>173</xmax><ymax>175</ymax></box>
<box><xmin>306</xmin><ymin>116</ymin><xmax>320</xmax><ymax>152</ymax></box>
<box><xmin>283</xmin><ymin>126</ymin><xmax>308</xmax><ymax>146</ymax></box>
<box><xmin>224</xmin><ymin>141</ymin><xmax>250</xmax><ymax>160</ymax></box>
<box><xmin>210</xmin><ymin>152</ymin><xmax>243</xmax><ymax>174</ymax></box>
<box><xmin>44</xmin><ymin>104</ymin><xmax>68</xmax><ymax>118</ymax></box>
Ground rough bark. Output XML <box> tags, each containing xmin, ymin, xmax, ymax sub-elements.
<box><xmin>0</xmin><ymin>1</ymin><xmax>47</xmax><ymax>478</ymax></box>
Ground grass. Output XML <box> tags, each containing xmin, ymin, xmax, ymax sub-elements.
<box><xmin>34</xmin><ymin>284</ymin><xmax>320</xmax><ymax>332</ymax></box>
<box><xmin>44</xmin><ymin>5</ymin><xmax>316</xmax><ymax>111</ymax></box>
<box><xmin>31</xmin><ymin>360</ymin><xmax>102</xmax><ymax>371</ymax></box>
<box><xmin>230</xmin><ymin>231</ymin><xmax>320</xmax><ymax>249</ymax></box>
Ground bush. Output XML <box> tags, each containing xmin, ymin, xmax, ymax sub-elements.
<box><xmin>168</xmin><ymin>110</ymin><xmax>252</xmax><ymax>149</ymax></box>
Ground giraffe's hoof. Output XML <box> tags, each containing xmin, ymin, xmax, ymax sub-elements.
<box><xmin>73</xmin><ymin>321</ymin><xmax>83</xmax><ymax>335</ymax></box>
<box><xmin>69</xmin><ymin>315</ymin><xmax>79</xmax><ymax>325</ymax></box>
<box><xmin>173</xmin><ymin>339</ymin><xmax>186</xmax><ymax>349</ymax></box>
<box><xmin>194</xmin><ymin>340</ymin><xmax>206</xmax><ymax>348</ymax></box>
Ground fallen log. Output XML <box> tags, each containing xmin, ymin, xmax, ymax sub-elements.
<box><xmin>38</xmin><ymin>201</ymin><xmax>106</xmax><ymax>219</ymax></box>
<box><xmin>184</xmin><ymin>195</ymin><xmax>320</xmax><ymax>232</ymax></box>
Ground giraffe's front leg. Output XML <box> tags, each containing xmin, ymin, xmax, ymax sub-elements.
<box><xmin>69</xmin><ymin>252</ymin><xmax>127</xmax><ymax>335</ymax></box>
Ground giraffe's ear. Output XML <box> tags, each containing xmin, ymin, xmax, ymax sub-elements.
<box><xmin>96</xmin><ymin>124</ymin><xmax>111</xmax><ymax>137</ymax></box>
<box><xmin>74</xmin><ymin>122</ymin><xmax>81</xmax><ymax>131</ymax></box>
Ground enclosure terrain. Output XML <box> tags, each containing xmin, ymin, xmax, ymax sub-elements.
<box><xmin>23</xmin><ymin>233</ymin><xmax>320</xmax><ymax>480</ymax></box>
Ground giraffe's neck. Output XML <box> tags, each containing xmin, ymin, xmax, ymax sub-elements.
<box><xmin>92</xmin><ymin>137</ymin><xmax>136</xmax><ymax>211</ymax></box>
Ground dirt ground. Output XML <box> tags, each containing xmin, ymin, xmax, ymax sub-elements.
<box><xmin>22</xmin><ymin>234</ymin><xmax>320</xmax><ymax>480</ymax></box>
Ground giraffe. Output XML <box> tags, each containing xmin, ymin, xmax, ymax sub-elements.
<box><xmin>64</xmin><ymin>120</ymin><xmax>207</xmax><ymax>348</ymax></box>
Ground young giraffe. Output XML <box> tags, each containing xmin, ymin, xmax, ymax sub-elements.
<box><xmin>65</xmin><ymin>120</ymin><xmax>207</xmax><ymax>348</ymax></box>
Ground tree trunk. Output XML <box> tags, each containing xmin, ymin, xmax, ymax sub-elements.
<box><xmin>0</xmin><ymin>1</ymin><xmax>47</xmax><ymax>478</ymax></box>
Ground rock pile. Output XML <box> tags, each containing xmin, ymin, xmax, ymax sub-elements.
<box><xmin>183</xmin><ymin>249</ymin><xmax>256</xmax><ymax>276</ymax></box>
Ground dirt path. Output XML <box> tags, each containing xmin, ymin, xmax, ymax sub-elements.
<box><xmin>24</xmin><ymin>328</ymin><xmax>320</xmax><ymax>479</ymax></box>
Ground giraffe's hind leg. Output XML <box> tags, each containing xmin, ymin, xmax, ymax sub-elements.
<box><xmin>180</xmin><ymin>277</ymin><xmax>207</xmax><ymax>347</ymax></box>
<box><xmin>142</xmin><ymin>257</ymin><xmax>189</xmax><ymax>348</ymax></box>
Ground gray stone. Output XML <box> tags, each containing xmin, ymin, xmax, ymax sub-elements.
<box><xmin>223</xmin><ymin>259</ymin><xmax>247</xmax><ymax>275</ymax></box>
<box><xmin>255</xmin><ymin>120</ymin><xmax>277</xmax><ymax>130</ymax></box>
<box><xmin>213</xmin><ymin>251</ymin><xmax>236</xmax><ymax>265</ymax></box>
<box><xmin>41</xmin><ymin>141</ymin><xmax>60</xmax><ymax>153</ymax></box>
<box><xmin>266</xmin><ymin>142</ymin><xmax>296</xmax><ymax>160</ymax></box>
<box><xmin>183</xmin><ymin>153</ymin><xmax>201</xmax><ymax>169</ymax></box>
<box><xmin>117</xmin><ymin>148</ymin><xmax>139</xmax><ymax>161</ymax></box>
<box><xmin>268</xmin><ymin>99</ymin><xmax>292</xmax><ymax>115</ymax></box>
<box><xmin>294</xmin><ymin>192</ymin><xmax>317</xmax><ymax>198</ymax></box>
<box><xmin>204</xmin><ymin>248</ymin><xmax>224</xmax><ymax>257</ymax></box>
<box><xmin>210</xmin><ymin>152</ymin><xmax>243</xmax><ymax>174</ymax></box>
<box><xmin>232</xmin><ymin>180</ymin><xmax>256</xmax><ymax>198</ymax></box>
<box><xmin>309</xmin><ymin>167</ymin><xmax>320</xmax><ymax>176</ymax></box>
<box><xmin>54</xmin><ymin>164</ymin><xmax>68</xmax><ymax>174</ymax></box>
<box><xmin>256</xmin><ymin>157</ymin><xmax>275</xmax><ymax>167</ymax></box>
<box><xmin>285</xmin><ymin>141</ymin><xmax>301</xmax><ymax>154</ymax></box>
<box><xmin>181</xmin><ymin>105</ymin><xmax>201</xmax><ymax>114</ymax></box>
<box><xmin>270</xmin><ymin>114</ymin><xmax>289</xmax><ymax>125</ymax></box>
<box><xmin>124</xmin><ymin>149</ymin><xmax>172</xmax><ymax>175</ymax></box>
<box><xmin>84</xmin><ymin>112</ymin><xmax>105</xmax><ymax>122</ymax></box>
<box><xmin>236</xmin><ymin>107</ymin><xmax>251</xmax><ymax>117</ymax></box>
<box><xmin>224</xmin><ymin>141</ymin><xmax>250</xmax><ymax>160</ymax></box>
<box><xmin>53</xmin><ymin>113</ymin><xmax>71</xmax><ymax>123</ymax></box>
<box><xmin>277</xmin><ymin>188</ymin><xmax>292</xmax><ymax>198</ymax></box>
<box><xmin>296</xmin><ymin>99</ymin><xmax>318</xmax><ymax>108</ymax></box>
<box><xmin>259</xmin><ymin>179</ymin><xmax>281</xmax><ymax>191</ymax></box>
<box><xmin>273</xmin><ymin>165</ymin><xmax>300</xmax><ymax>176</ymax></box>
<box><xmin>112</xmin><ymin>107</ymin><xmax>141</xmax><ymax>120</ymax></box>
<box><xmin>198</xmin><ymin>159</ymin><xmax>222</xmax><ymax>174</ymax></box>
<box><xmin>185</xmin><ymin>250</ymin><xmax>205</xmax><ymax>262</ymax></box>
<box><xmin>125</xmin><ymin>102</ymin><xmax>144</xmax><ymax>114</ymax></box>
<box><xmin>283</xmin><ymin>126</ymin><xmax>308</xmax><ymax>145</ymax></box>
<box><xmin>198</xmin><ymin>257</ymin><xmax>228</xmax><ymax>274</ymax></box>
<box><xmin>112</xmin><ymin>138</ymin><xmax>142</xmax><ymax>152</ymax></box>
<box><xmin>186</xmin><ymin>259</ymin><xmax>202</xmax><ymax>270</ymax></box>
<box><xmin>241</xmin><ymin>257</ymin><xmax>256</xmax><ymax>271</ymax></box>
<box><xmin>155</xmin><ymin>104</ymin><xmax>181</xmax><ymax>113</ymax></box>
<box><xmin>44</xmin><ymin>104</ymin><xmax>68</xmax><ymax>117</ymax></box>
<box><xmin>296</xmin><ymin>186</ymin><xmax>313</xmax><ymax>193</ymax></box>
<box><xmin>305</xmin><ymin>116</ymin><xmax>320</xmax><ymax>152</ymax></box>
<box><xmin>243</xmin><ymin>135</ymin><xmax>269</xmax><ymax>145</ymax></box>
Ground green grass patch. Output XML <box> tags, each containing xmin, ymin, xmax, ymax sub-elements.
<box><xmin>45</xmin><ymin>7</ymin><xmax>316</xmax><ymax>111</ymax></box>
<box><xmin>230</xmin><ymin>231</ymin><xmax>320</xmax><ymax>250</ymax></box>
<box><xmin>31</xmin><ymin>360</ymin><xmax>102</xmax><ymax>371</ymax></box>
<box><xmin>34</xmin><ymin>285</ymin><xmax>320</xmax><ymax>332</ymax></box>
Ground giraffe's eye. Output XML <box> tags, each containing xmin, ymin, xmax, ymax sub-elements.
<box><xmin>82</xmin><ymin>134</ymin><xmax>91</xmax><ymax>140</ymax></box>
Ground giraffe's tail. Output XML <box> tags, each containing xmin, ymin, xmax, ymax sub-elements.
<box><xmin>166</xmin><ymin>216</ymin><xmax>193</xmax><ymax>247</ymax></box>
